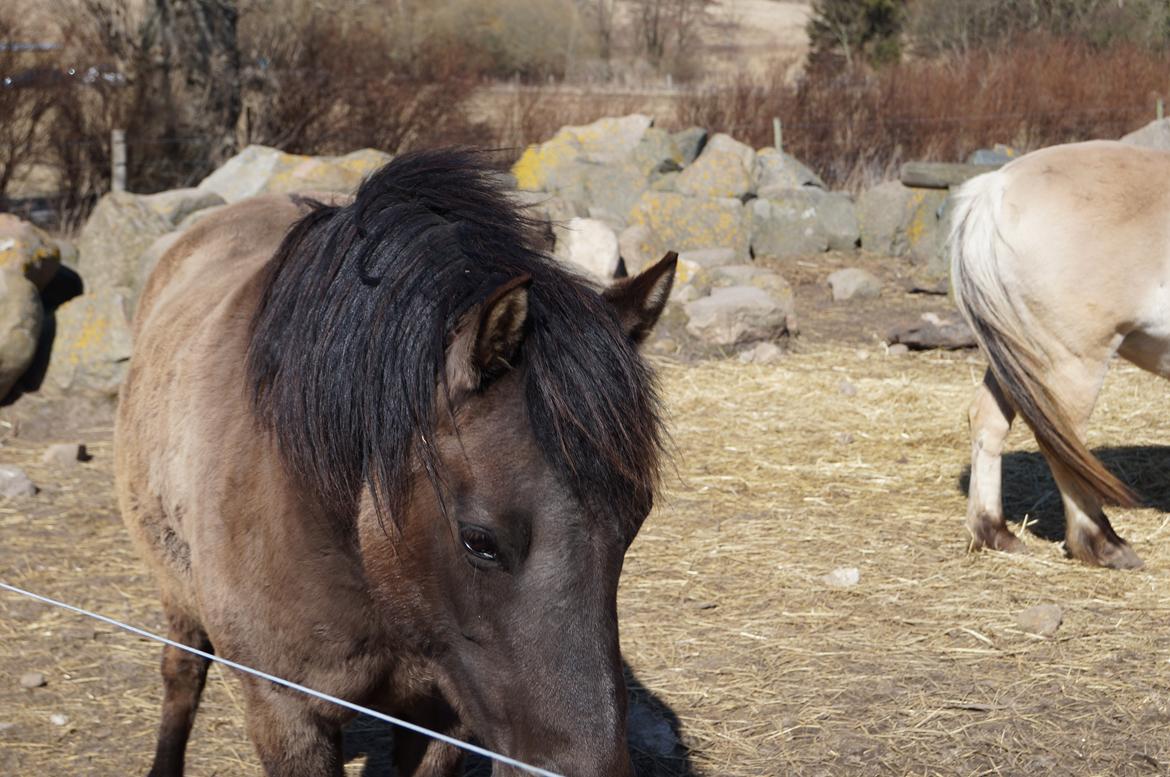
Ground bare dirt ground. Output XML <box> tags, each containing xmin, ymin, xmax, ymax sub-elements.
<box><xmin>4</xmin><ymin>250</ymin><xmax>1170</xmax><ymax>776</ymax></box>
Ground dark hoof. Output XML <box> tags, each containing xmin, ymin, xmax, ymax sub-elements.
<box><xmin>1095</xmin><ymin>541</ymin><xmax>1144</xmax><ymax>570</ymax></box>
<box><xmin>1068</xmin><ymin>535</ymin><xmax>1144</xmax><ymax>570</ymax></box>
<box><xmin>968</xmin><ymin>520</ymin><xmax>1026</xmax><ymax>554</ymax></box>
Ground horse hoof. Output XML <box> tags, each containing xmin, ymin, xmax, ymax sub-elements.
<box><xmin>1097</xmin><ymin>542</ymin><xmax>1144</xmax><ymax>570</ymax></box>
<box><xmin>1068</xmin><ymin>536</ymin><xmax>1144</xmax><ymax>569</ymax></box>
<box><xmin>969</xmin><ymin>521</ymin><xmax>1026</xmax><ymax>554</ymax></box>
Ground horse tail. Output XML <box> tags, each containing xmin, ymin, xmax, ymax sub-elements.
<box><xmin>949</xmin><ymin>170</ymin><xmax>1140</xmax><ymax>508</ymax></box>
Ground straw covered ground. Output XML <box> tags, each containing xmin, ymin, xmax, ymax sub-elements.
<box><xmin>4</xmin><ymin>329</ymin><xmax>1170</xmax><ymax>774</ymax></box>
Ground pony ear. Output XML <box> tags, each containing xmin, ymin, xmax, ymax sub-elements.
<box><xmin>603</xmin><ymin>252</ymin><xmax>677</xmax><ymax>345</ymax></box>
<box><xmin>446</xmin><ymin>274</ymin><xmax>532</xmax><ymax>394</ymax></box>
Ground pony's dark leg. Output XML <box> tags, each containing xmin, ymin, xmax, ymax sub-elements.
<box><xmin>243</xmin><ymin>682</ymin><xmax>345</xmax><ymax>777</ymax></box>
<box><xmin>966</xmin><ymin>370</ymin><xmax>1025</xmax><ymax>553</ymax></box>
<box><xmin>147</xmin><ymin>601</ymin><xmax>212</xmax><ymax>777</ymax></box>
<box><xmin>392</xmin><ymin>695</ymin><xmax>465</xmax><ymax>777</ymax></box>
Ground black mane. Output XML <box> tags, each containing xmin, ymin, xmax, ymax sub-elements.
<box><xmin>246</xmin><ymin>149</ymin><xmax>664</xmax><ymax>529</ymax></box>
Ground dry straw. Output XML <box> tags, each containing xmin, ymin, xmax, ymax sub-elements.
<box><xmin>3</xmin><ymin>345</ymin><xmax>1170</xmax><ymax>775</ymax></box>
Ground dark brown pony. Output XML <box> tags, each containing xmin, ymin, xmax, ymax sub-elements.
<box><xmin>115</xmin><ymin>150</ymin><xmax>677</xmax><ymax>776</ymax></box>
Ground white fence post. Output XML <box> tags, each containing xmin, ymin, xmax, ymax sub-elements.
<box><xmin>111</xmin><ymin>129</ymin><xmax>127</xmax><ymax>193</ymax></box>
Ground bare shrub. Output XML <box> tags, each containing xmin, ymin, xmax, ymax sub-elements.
<box><xmin>678</xmin><ymin>38</ymin><xmax>1170</xmax><ymax>190</ymax></box>
<box><xmin>0</xmin><ymin>19</ymin><xmax>55</xmax><ymax>210</ymax></box>
<box><xmin>630</xmin><ymin>0</ymin><xmax>712</xmax><ymax>79</ymax></box>
<box><xmin>422</xmin><ymin>0</ymin><xmax>588</xmax><ymax>80</ymax></box>
<box><xmin>486</xmin><ymin>85</ymin><xmax>653</xmax><ymax>152</ymax></box>
<box><xmin>910</xmin><ymin>0</ymin><xmax>1170</xmax><ymax>56</ymax></box>
<box><xmin>238</xmin><ymin>3</ymin><xmax>484</xmax><ymax>156</ymax></box>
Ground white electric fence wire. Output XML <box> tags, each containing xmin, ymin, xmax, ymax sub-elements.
<box><xmin>0</xmin><ymin>581</ymin><xmax>564</xmax><ymax>777</ymax></box>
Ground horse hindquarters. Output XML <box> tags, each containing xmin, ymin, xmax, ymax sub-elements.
<box><xmin>950</xmin><ymin>159</ymin><xmax>1143</xmax><ymax>568</ymax></box>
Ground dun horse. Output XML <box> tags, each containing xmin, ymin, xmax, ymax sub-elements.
<box><xmin>950</xmin><ymin>139</ymin><xmax>1170</xmax><ymax>569</ymax></box>
<box><xmin>115</xmin><ymin>150</ymin><xmax>678</xmax><ymax>776</ymax></box>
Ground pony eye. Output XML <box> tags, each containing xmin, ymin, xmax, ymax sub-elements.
<box><xmin>460</xmin><ymin>526</ymin><xmax>499</xmax><ymax>562</ymax></box>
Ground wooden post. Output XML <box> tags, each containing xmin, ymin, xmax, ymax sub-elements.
<box><xmin>772</xmin><ymin>117</ymin><xmax>783</xmax><ymax>152</ymax></box>
<box><xmin>111</xmin><ymin>129</ymin><xmax>127</xmax><ymax>193</ymax></box>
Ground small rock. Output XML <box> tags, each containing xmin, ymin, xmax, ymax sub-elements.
<box><xmin>628</xmin><ymin>191</ymin><xmax>751</xmax><ymax>263</ymax></box>
<box><xmin>887</xmin><ymin>312</ymin><xmax>976</xmax><ymax>350</ymax></box>
<box><xmin>738</xmin><ymin>342</ymin><xmax>784</xmax><ymax>364</ymax></box>
<box><xmin>836</xmin><ymin>432</ymin><xmax>854</xmax><ymax>445</ymax></box>
<box><xmin>752</xmin><ymin>146</ymin><xmax>826</xmax><ymax>195</ymax></box>
<box><xmin>49</xmin><ymin>713</ymin><xmax>68</xmax><ymax>727</ymax></box>
<box><xmin>683</xmin><ymin>285</ymin><xmax>792</xmax><ymax>346</ymax></box>
<box><xmin>671</xmin><ymin>126</ymin><xmax>708</xmax><ymax>166</ymax></box>
<box><xmin>552</xmin><ymin>217</ymin><xmax>620</xmax><ymax>280</ymax></box>
<box><xmin>0</xmin><ymin>466</ymin><xmax>36</xmax><ymax>497</ymax></box>
<box><xmin>0</xmin><ymin>268</ymin><xmax>43</xmax><ymax>401</ymax></box>
<box><xmin>20</xmin><ymin>672</ymin><xmax>46</xmax><ymax>688</ymax></box>
<box><xmin>43</xmin><ymin>290</ymin><xmax>135</xmax><ymax>398</ymax></box>
<box><xmin>838</xmin><ymin>379</ymin><xmax>857</xmax><ymax>396</ymax></box>
<box><xmin>822</xmin><ymin>567</ymin><xmax>860</xmax><ymax>587</ymax></box>
<box><xmin>617</xmin><ymin>223</ymin><xmax>655</xmax><ymax>275</ymax></box>
<box><xmin>42</xmin><ymin>443</ymin><xmax>88</xmax><ymax>467</ymax></box>
<box><xmin>887</xmin><ymin>343</ymin><xmax>910</xmax><ymax>357</ymax></box>
<box><xmin>0</xmin><ymin>722</ymin><xmax>14</xmax><ymax>732</ymax></box>
<box><xmin>678</xmin><ymin>247</ymin><xmax>738</xmax><ymax>270</ymax></box>
<box><xmin>827</xmin><ymin>268</ymin><xmax>881</xmax><ymax>301</ymax></box>
<box><xmin>675</xmin><ymin>146</ymin><xmax>753</xmax><ymax>199</ymax></box>
<box><xmin>904</xmin><ymin>277</ymin><xmax>949</xmax><ymax>295</ymax></box>
<box><xmin>1016</xmin><ymin>604</ymin><xmax>1063</xmax><ymax>638</ymax></box>
<box><xmin>966</xmin><ymin>144</ymin><xmax>1017</xmax><ymax>166</ymax></box>
<box><xmin>750</xmin><ymin>194</ymin><xmax>831</xmax><ymax>258</ymax></box>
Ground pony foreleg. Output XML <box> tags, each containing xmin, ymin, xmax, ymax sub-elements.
<box><xmin>147</xmin><ymin>602</ymin><xmax>212</xmax><ymax>777</ymax></box>
<box><xmin>243</xmin><ymin>682</ymin><xmax>345</xmax><ymax>777</ymax></box>
<box><xmin>393</xmin><ymin>697</ymin><xmax>465</xmax><ymax>777</ymax></box>
<box><xmin>966</xmin><ymin>371</ymin><xmax>1025</xmax><ymax>553</ymax></box>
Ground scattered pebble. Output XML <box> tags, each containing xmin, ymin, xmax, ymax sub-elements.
<box><xmin>19</xmin><ymin>672</ymin><xmax>46</xmax><ymax>689</ymax></box>
<box><xmin>49</xmin><ymin>714</ymin><xmax>68</xmax><ymax>727</ymax></box>
<box><xmin>836</xmin><ymin>432</ymin><xmax>854</xmax><ymax>445</ymax></box>
<box><xmin>738</xmin><ymin>341</ymin><xmax>784</xmax><ymax>364</ymax></box>
<box><xmin>887</xmin><ymin>343</ymin><xmax>910</xmax><ymax>357</ymax></box>
<box><xmin>827</xmin><ymin>267</ymin><xmax>882</xmax><ymax>301</ymax></box>
<box><xmin>0</xmin><ymin>466</ymin><xmax>36</xmax><ymax>498</ymax></box>
<box><xmin>1016</xmin><ymin>604</ymin><xmax>1063</xmax><ymax>638</ymax></box>
<box><xmin>42</xmin><ymin>443</ymin><xmax>89</xmax><ymax>467</ymax></box>
<box><xmin>855</xmin><ymin>349</ymin><xmax>871</xmax><ymax>361</ymax></box>
<box><xmin>822</xmin><ymin>567</ymin><xmax>860</xmax><ymax>587</ymax></box>
<box><xmin>837</xmin><ymin>379</ymin><xmax>857</xmax><ymax>396</ymax></box>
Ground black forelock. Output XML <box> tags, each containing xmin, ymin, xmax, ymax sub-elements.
<box><xmin>245</xmin><ymin>149</ymin><xmax>665</xmax><ymax>532</ymax></box>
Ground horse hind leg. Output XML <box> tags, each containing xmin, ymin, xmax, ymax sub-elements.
<box><xmin>966</xmin><ymin>370</ymin><xmax>1025</xmax><ymax>553</ymax></box>
<box><xmin>1043</xmin><ymin>354</ymin><xmax>1143</xmax><ymax>569</ymax></box>
<box><xmin>147</xmin><ymin>596</ymin><xmax>213</xmax><ymax>777</ymax></box>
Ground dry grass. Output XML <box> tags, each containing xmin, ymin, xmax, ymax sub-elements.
<box><xmin>4</xmin><ymin>345</ymin><xmax>1170</xmax><ymax>775</ymax></box>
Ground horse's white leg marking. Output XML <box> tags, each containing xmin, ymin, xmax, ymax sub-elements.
<box><xmin>1044</xmin><ymin>351</ymin><xmax>1144</xmax><ymax>569</ymax></box>
<box><xmin>966</xmin><ymin>370</ymin><xmax>1023</xmax><ymax>552</ymax></box>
